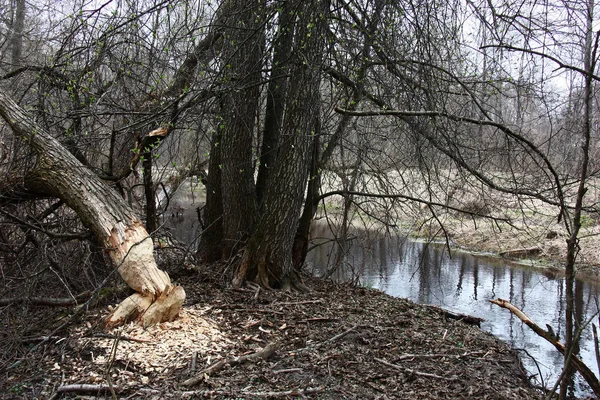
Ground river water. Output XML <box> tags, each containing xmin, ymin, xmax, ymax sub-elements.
<box><xmin>304</xmin><ymin>222</ymin><xmax>600</xmax><ymax>395</ymax></box>
<box><xmin>165</xmin><ymin>180</ymin><xmax>600</xmax><ymax>395</ymax></box>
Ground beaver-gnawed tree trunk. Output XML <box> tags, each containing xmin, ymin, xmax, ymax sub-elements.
<box><xmin>0</xmin><ymin>91</ymin><xmax>185</xmax><ymax>329</ymax></box>
<box><xmin>232</xmin><ymin>0</ymin><xmax>328</xmax><ymax>289</ymax></box>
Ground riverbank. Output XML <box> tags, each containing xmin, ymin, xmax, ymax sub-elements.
<box><xmin>0</xmin><ymin>265</ymin><xmax>542</xmax><ymax>399</ymax></box>
<box><xmin>404</xmin><ymin>203</ymin><xmax>600</xmax><ymax>283</ymax></box>
<box><xmin>318</xmin><ymin>168</ymin><xmax>600</xmax><ymax>282</ymax></box>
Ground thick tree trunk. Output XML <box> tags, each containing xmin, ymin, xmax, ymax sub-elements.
<box><xmin>256</xmin><ymin>0</ymin><xmax>295</xmax><ymax>207</ymax></box>
<box><xmin>0</xmin><ymin>91</ymin><xmax>185</xmax><ymax>329</ymax></box>
<box><xmin>219</xmin><ymin>0</ymin><xmax>264</xmax><ymax>258</ymax></box>
<box><xmin>291</xmin><ymin>1</ymin><xmax>380</xmax><ymax>270</ymax></box>
<box><xmin>233</xmin><ymin>0</ymin><xmax>329</xmax><ymax>289</ymax></box>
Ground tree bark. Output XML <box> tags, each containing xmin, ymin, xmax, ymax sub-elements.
<box><xmin>0</xmin><ymin>91</ymin><xmax>185</xmax><ymax>329</ymax></box>
<box><xmin>256</xmin><ymin>0</ymin><xmax>295</xmax><ymax>207</ymax></box>
<box><xmin>10</xmin><ymin>0</ymin><xmax>25</xmax><ymax>67</ymax></box>
<box><xmin>197</xmin><ymin>126</ymin><xmax>224</xmax><ymax>262</ymax></box>
<box><xmin>219</xmin><ymin>0</ymin><xmax>264</xmax><ymax>258</ymax></box>
<box><xmin>233</xmin><ymin>0</ymin><xmax>329</xmax><ymax>289</ymax></box>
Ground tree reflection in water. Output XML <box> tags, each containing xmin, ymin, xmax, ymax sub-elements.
<box><xmin>305</xmin><ymin>222</ymin><xmax>600</xmax><ymax>396</ymax></box>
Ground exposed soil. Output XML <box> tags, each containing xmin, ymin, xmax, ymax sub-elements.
<box><xmin>0</xmin><ymin>262</ymin><xmax>543</xmax><ymax>399</ymax></box>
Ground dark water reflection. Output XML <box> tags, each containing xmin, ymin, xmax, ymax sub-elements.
<box><xmin>305</xmin><ymin>222</ymin><xmax>600</xmax><ymax>394</ymax></box>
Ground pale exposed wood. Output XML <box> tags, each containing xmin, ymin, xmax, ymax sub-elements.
<box><xmin>490</xmin><ymin>298</ymin><xmax>600</xmax><ymax>397</ymax></box>
<box><xmin>106</xmin><ymin>221</ymin><xmax>171</xmax><ymax>296</ymax></box>
<box><xmin>0</xmin><ymin>91</ymin><xmax>185</xmax><ymax>329</ymax></box>
<box><xmin>105</xmin><ymin>293</ymin><xmax>153</xmax><ymax>329</ymax></box>
<box><xmin>140</xmin><ymin>285</ymin><xmax>186</xmax><ymax>328</ymax></box>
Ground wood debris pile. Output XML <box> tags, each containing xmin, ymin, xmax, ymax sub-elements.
<box><xmin>73</xmin><ymin>305</ymin><xmax>233</xmax><ymax>383</ymax></box>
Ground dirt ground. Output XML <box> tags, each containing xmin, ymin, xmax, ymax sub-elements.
<box><xmin>0</xmin><ymin>262</ymin><xmax>544</xmax><ymax>400</ymax></box>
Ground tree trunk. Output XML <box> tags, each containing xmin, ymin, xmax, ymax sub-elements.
<box><xmin>291</xmin><ymin>0</ymin><xmax>381</xmax><ymax>270</ymax></box>
<box><xmin>219</xmin><ymin>0</ymin><xmax>264</xmax><ymax>258</ymax></box>
<box><xmin>256</xmin><ymin>0</ymin><xmax>295</xmax><ymax>207</ymax></box>
<box><xmin>197</xmin><ymin>126</ymin><xmax>224</xmax><ymax>263</ymax></box>
<box><xmin>10</xmin><ymin>0</ymin><xmax>25</xmax><ymax>67</ymax></box>
<box><xmin>293</xmin><ymin>132</ymin><xmax>321</xmax><ymax>270</ymax></box>
<box><xmin>561</xmin><ymin>1</ymin><xmax>596</xmax><ymax>397</ymax></box>
<box><xmin>233</xmin><ymin>0</ymin><xmax>329</xmax><ymax>289</ymax></box>
<box><xmin>0</xmin><ymin>91</ymin><xmax>185</xmax><ymax>329</ymax></box>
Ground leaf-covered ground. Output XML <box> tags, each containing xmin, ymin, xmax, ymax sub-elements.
<box><xmin>0</xmin><ymin>264</ymin><xmax>543</xmax><ymax>399</ymax></box>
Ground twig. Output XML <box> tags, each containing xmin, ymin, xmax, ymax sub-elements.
<box><xmin>90</xmin><ymin>332</ymin><xmax>152</xmax><ymax>343</ymax></box>
<box><xmin>293</xmin><ymin>324</ymin><xmax>361</xmax><ymax>354</ymax></box>
<box><xmin>303</xmin><ymin>317</ymin><xmax>339</xmax><ymax>323</ymax></box>
<box><xmin>180</xmin><ymin>386</ymin><xmax>324</xmax><ymax>398</ymax></box>
<box><xmin>273</xmin><ymin>299</ymin><xmax>324</xmax><ymax>306</ymax></box>
<box><xmin>394</xmin><ymin>351</ymin><xmax>485</xmax><ymax>362</ymax></box>
<box><xmin>105</xmin><ymin>331</ymin><xmax>121</xmax><ymax>400</ymax></box>
<box><xmin>230</xmin><ymin>308</ymin><xmax>286</xmax><ymax>315</ymax></box>
<box><xmin>324</xmin><ymin>324</ymin><xmax>360</xmax><ymax>344</ymax></box>
<box><xmin>49</xmin><ymin>384</ymin><xmax>161</xmax><ymax>399</ymax></box>
<box><xmin>594</xmin><ymin>323</ymin><xmax>600</xmax><ymax>380</ymax></box>
<box><xmin>53</xmin><ymin>384</ymin><xmax>123</xmax><ymax>395</ymax></box>
<box><xmin>273</xmin><ymin>368</ymin><xmax>303</xmax><ymax>374</ymax></box>
<box><xmin>515</xmin><ymin>348</ymin><xmax>546</xmax><ymax>390</ymax></box>
<box><xmin>181</xmin><ymin>342</ymin><xmax>278</xmax><ymax>387</ymax></box>
<box><xmin>190</xmin><ymin>351</ymin><xmax>198</xmax><ymax>374</ymax></box>
<box><xmin>0</xmin><ymin>291</ymin><xmax>91</xmax><ymax>306</ymax></box>
<box><xmin>375</xmin><ymin>357</ymin><xmax>457</xmax><ymax>381</ymax></box>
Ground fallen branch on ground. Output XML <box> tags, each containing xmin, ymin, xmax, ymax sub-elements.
<box><xmin>89</xmin><ymin>332</ymin><xmax>153</xmax><ymax>343</ymax></box>
<box><xmin>394</xmin><ymin>351</ymin><xmax>486</xmax><ymax>362</ymax></box>
<box><xmin>0</xmin><ymin>291</ymin><xmax>91</xmax><ymax>307</ymax></box>
<box><xmin>180</xmin><ymin>387</ymin><xmax>324</xmax><ymax>398</ymax></box>
<box><xmin>490</xmin><ymin>298</ymin><xmax>600</xmax><ymax>397</ymax></box>
<box><xmin>375</xmin><ymin>357</ymin><xmax>457</xmax><ymax>381</ymax></box>
<box><xmin>49</xmin><ymin>384</ymin><xmax>322</xmax><ymax>399</ymax></box>
<box><xmin>429</xmin><ymin>305</ymin><xmax>484</xmax><ymax>326</ymax></box>
<box><xmin>273</xmin><ymin>299</ymin><xmax>324</xmax><ymax>306</ymax></box>
<box><xmin>293</xmin><ymin>324</ymin><xmax>362</xmax><ymax>354</ymax></box>
<box><xmin>48</xmin><ymin>384</ymin><xmax>161</xmax><ymax>400</ymax></box>
<box><xmin>181</xmin><ymin>342</ymin><xmax>279</xmax><ymax>387</ymax></box>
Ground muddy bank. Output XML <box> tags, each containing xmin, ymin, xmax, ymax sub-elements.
<box><xmin>1</xmin><ymin>263</ymin><xmax>541</xmax><ymax>399</ymax></box>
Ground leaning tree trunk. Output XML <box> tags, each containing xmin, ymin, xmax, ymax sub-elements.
<box><xmin>233</xmin><ymin>0</ymin><xmax>328</xmax><ymax>289</ymax></box>
<box><xmin>0</xmin><ymin>91</ymin><xmax>185</xmax><ymax>329</ymax></box>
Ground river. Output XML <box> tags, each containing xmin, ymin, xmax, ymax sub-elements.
<box><xmin>304</xmin><ymin>222</ymin><xmax>600</xmax><ymax>396</ymax></box>
<box><xmin>165</xmin><ymin>180</ymin><xmax>600</xmax><ymax>395</ymax></box>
